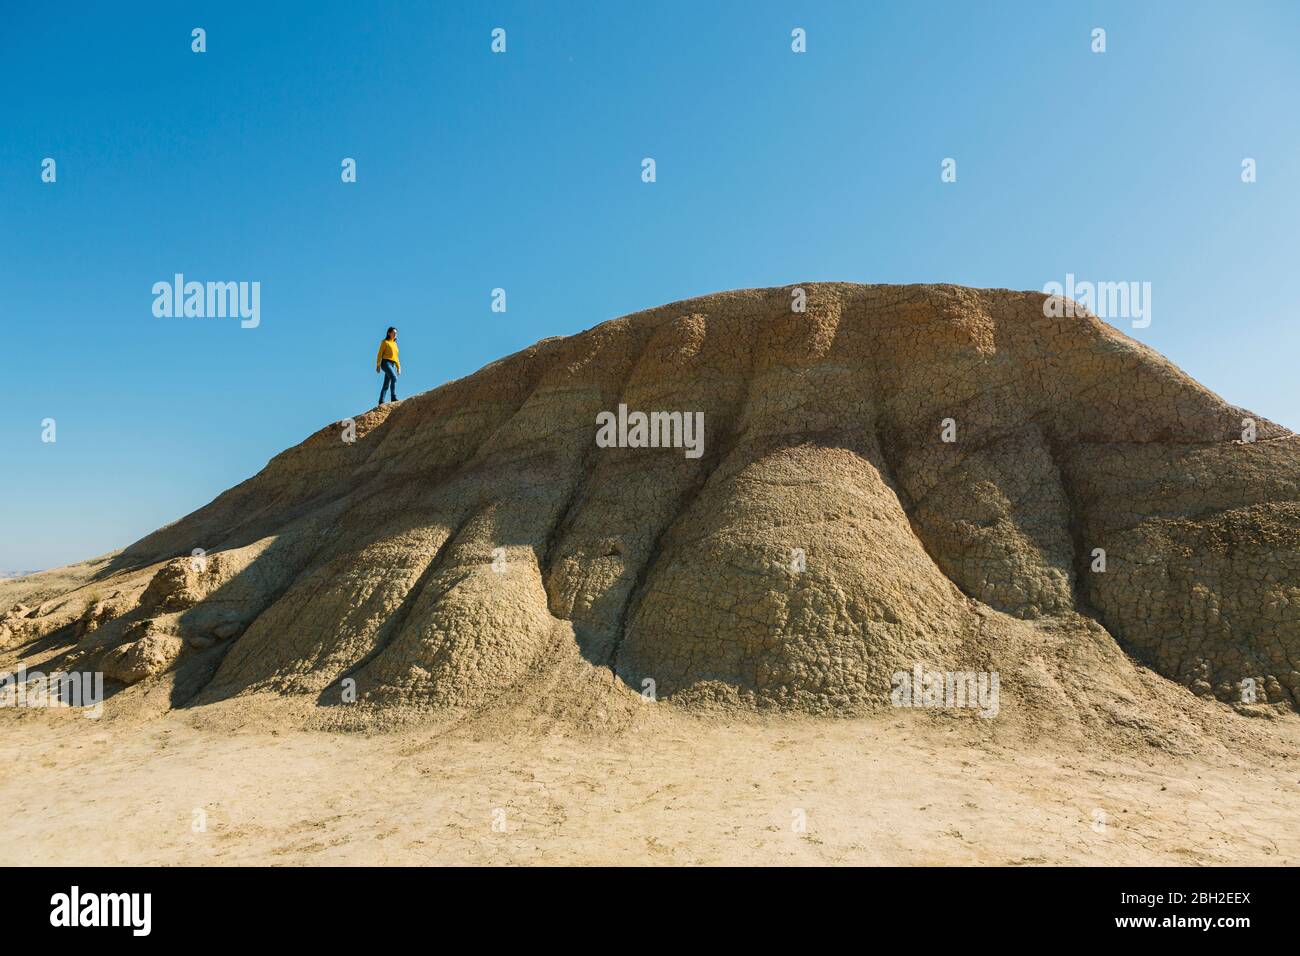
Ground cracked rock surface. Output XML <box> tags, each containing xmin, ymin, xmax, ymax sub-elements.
<box><xmin>3</xmin><ymin>284</ymin><xmax>1297</xmax><ymax>718</ymax></box>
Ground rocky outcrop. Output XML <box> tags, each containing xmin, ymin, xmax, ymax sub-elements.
<box><xmin>101</xmin><ymin>634</ymin><xmax>184</xmax><ymax>684</ymax></box>
<box><xmin>0</xmin><ymin>606</ymin><xmax>29</xmax><ymax>650</ymax></box>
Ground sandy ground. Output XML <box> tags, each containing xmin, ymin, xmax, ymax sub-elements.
<box><xmin>3</xmin><ymin>699</ymin><xmax>1298</xmax><ymax>866</ymax></box>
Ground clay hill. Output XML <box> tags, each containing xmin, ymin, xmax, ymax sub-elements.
<box><xmin>4</xmin><ymin>284</ymin><xmax>1298</xmax><ymax>728</ymax></box>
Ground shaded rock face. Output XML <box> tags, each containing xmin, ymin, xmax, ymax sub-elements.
<box><xmin>7</xmin><ymin>284</ymin><xmax>1299</xmax><ymax>714</ymax></box>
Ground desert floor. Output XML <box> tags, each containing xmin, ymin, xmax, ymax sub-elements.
<box><xmin>3</xmin><ymin>698</ymin><xmax>1298</xmax><ymax>866</ymax></box>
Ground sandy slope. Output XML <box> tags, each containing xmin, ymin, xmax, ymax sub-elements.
<box><xmin>3</xmin><ymin>699</ymin><xmax>1297</xmax><ymax>866</ymax></box>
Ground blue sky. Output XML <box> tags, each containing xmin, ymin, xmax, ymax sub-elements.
<box><xmin>3</xmin><ymin>1</ymin><xmax>1299</xmax><ymax>570</ymax></box>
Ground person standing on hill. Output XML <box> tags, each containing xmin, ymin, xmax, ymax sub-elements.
<box><xmin>376</xmin><ymin>326</ymin><xmax>401</xmax><ymax>405</ymax></box>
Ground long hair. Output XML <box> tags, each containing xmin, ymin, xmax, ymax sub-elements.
<box><xmin>386</xmin><ymin>327</ymin><xmax>397</xmax><ymax>338</ymax></box>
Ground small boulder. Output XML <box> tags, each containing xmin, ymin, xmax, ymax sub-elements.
<box><xmin>0</xmin><ymin>606</ymin><xmax>31</xmax><ymax>648</ymax></box>
<box><xmin>76</xmin><ymin>600</ymin><xmax>123</xmax><ymax>639</ymax></box>
<box><xmin>140</xmin><ymin>556</ymin><xmax>220</xmax><ymax>613</ymax></box>
<box><xmin>212</xmin><ymin>622</ymin><xmax>244</xmax><ymax>640</ymax></box>
<box><xmin>102</xmin><ymin>634</ymin><xmax>184</xmax><ymax>684</ymax></box>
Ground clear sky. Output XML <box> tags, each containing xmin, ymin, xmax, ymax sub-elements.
<box><xmin>3</xmin><ymin>1</ymin><xmax>1298</xmax><ymax>571</ymax></box>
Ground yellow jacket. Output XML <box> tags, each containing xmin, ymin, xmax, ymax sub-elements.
<box><xmin>376</xmin><ymin>339</ymin><xmax>400</xmax><ymax>373</ymax></box>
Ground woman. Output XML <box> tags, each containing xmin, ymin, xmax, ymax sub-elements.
<box><xmin>375</xmin><ymin>326</ymin><xmax>401</xmax><ymax>405</ymax></box>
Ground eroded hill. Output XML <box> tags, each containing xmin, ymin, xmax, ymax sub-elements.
<box><xmin>4</xmin><ymin>284</ymin><xmax>1297</xmax><ymax>727</ymax></box>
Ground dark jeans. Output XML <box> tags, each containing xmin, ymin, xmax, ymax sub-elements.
<box><xmin>379</xmin><ymin>359</ymin><xmax>398</xmax><ymax>403</ymax></box>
